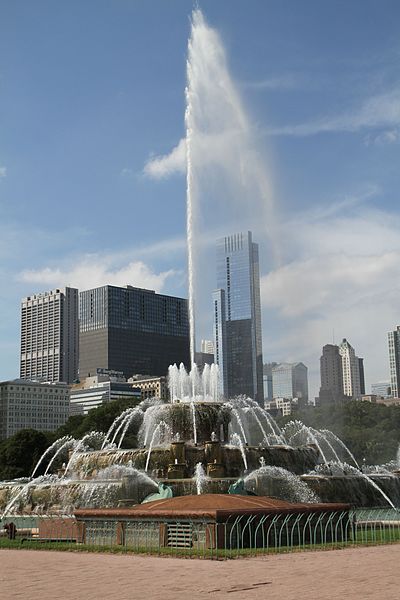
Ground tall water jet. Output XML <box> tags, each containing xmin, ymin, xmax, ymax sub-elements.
<box><xmin>179</xmin><ymin>9</ymin><xmax>279</xmax><ymax>354</ymax></box>
<box><xmin>185</xmin><ymin>48</ymin><xmax>196</xmax><ymax>368</ymax></box>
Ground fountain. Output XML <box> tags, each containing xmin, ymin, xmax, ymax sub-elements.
<box><xmin>1</xmin><ymin>10</ymin><xmax>400</xmax><ymax>531</ymax></box>
<box><xmin>1</xmin><ymin>362</ymin><xmax>400</xmax><ymax>522</ymax></box>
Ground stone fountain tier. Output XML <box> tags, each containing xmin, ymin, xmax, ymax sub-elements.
<box><xmin>301</xmin><ymin>473</ymin><xmax>400</xmax><ymax>507</ymax></box>
<box><xmin>145</xmin><ymin>402</ymin><xmax>231</xmax><ymax>445</ymax></box>
<box><xmin>70</xmin><ymin>442</ymin><xmax>320</xmax><ymax>481</ymax></box>
<box><xmin>0</xmin><ymin>475</ymin><xmax>159</xmax><ymax>515</ymax></box>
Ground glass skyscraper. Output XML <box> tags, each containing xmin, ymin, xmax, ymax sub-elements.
<box><xmin>79</xmin><ymin>285</ymin><xmax>190</xmax><ymax>379</ymax></box>
<box><xmin>272</xmin><ymin>362</ymin><xmax>309</xmax><ymax>403</ymax></box>
<box><xmin>213</xmin><ymin>231</ymin><xmax>263</xmax><ymax>403</ymax></box>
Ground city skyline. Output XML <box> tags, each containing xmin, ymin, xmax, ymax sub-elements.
<box><xmin>1</xmin><ymin>2</ymin><xmax>400</xmax><ymax>400</ymax></box>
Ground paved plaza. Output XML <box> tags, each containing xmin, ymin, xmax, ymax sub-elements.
<box><xmin>0</xmin><ymin>545</ymin><xmax>398</xmax><ymax>600</ymax></box>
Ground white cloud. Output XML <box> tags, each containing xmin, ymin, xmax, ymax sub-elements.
<box><xmin>18</xmin><ymin>255</ymin><xmax>177</xmax><ymax>293</ymax></box>
<box><xmin>143</xmin><ymin>138</ymin><xmax>186</xmax><ymax>179</ymax></box>
<box><xmin>268</xmin><ymin>88</ymin><xmax>400</xmax><ymax>136</ymax></box>
<box><xmin>0</xmin><ymin>166</ymin><xmax>7</xmax><ymax>178</ymax></box>
<box><xmin>260</xmin><ymin>202</ymin><xmax>400</xmax><ymax>400</ymax></box>
<box><xmin>364</xmin><ymin>128</ymin><xmax>400</xmax><ymax>146</ymax></box>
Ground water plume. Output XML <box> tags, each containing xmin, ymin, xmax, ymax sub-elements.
<box><xmin>183</xmin><ymin>9</ymin><xmax>278</xmax><ymax>352</ymax></box>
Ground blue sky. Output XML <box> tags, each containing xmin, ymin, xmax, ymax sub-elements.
<box><xmin>1</xmin><ymin>0</ymin><xmax>400</xmax><ymax>398</ymax></box>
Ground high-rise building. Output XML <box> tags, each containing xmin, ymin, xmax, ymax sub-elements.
<box><xmin>318</xmin><ymin>339</ymin><xmax>363</xmax><ymax>404</ymax></box>
<box><xmin>213</xmin><ymin>231</ymin><xmax>263</xmax><ymax>403</ymax></box>
<box><xmin>79</xmin><ymin>285</ymin><xmax>190</xmax><ymax>380</ymax></box>
<box><xmin>201</xmin><ymin>340</ymin><xmax>214</xmax><ymax>354</ymax></box>
<box><xmin>263</xmin><ymin>362</ymin><xmax>277</xmax><ymax>401</ymax></box>
<box><xmin>0</xmin><ymin>379</ymin><xmax>70</xmax><ymax>440</ymax></box>
<box><xmin>20</xmin><ymin>287</ymin><xmax>79</xmax><ymax>384</ymax></box>
<box><xmin>339</xmin><ymin>338</ymin><xmax>361</xmax><ymax>399</ymax></box>
<box><xmin>358</xmin><ymin>357</ymin><xmax>365</xmax><ymax>395</ymax></box>
<box><xmin>318</xmin><ymin>344</ymin><xmax>345</xmax><ymax>404</ymax></box>
<box><xmin>388</xmin><ymin>326</ymin><xmax>400</xmax><ymax>398</ymax></box>
<box><xmin>272</xmin><ymin>362</ymin><xmax>309</xmax><ymax>404</ymax></box>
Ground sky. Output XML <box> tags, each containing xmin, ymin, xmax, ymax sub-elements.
<box><xmin>0</xmin><ymin>0</ymin><xmax>400</xmax><ymax>399</ymax></box>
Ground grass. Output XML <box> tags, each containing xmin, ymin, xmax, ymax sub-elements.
<box><xmin>1</xmin><ymin>525</ymin><xmax>400</xmax><ymax>559</ymax></box>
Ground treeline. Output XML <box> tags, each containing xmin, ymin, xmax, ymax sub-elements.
<box><xmin>279</xmin><ymin>400</ymin><xmax>400</xmax><ymax>465</ymax></box>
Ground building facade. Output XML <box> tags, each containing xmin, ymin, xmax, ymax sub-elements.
<box><xmin>272</xmin><ymin>362</ymin><xmax>308</xmax><ymax>404</ymax></box>
<box><xmin>263</xmin><ymin>362</ymin><xmax>277</xmax><ymax>401</ymax></box>
<box><xmin>20</xmin><ymin>287</ymin><xmax>79</xmax><ymax>384</ymax></box>
<box><xmin>0</xmin><ymin>379</ymin><xmax>69</xmax><ymax>440</ymax></box>
<box><xmin>318</xmin><ymin>339</ymin><xmax>364</xmax><ymax>404</ymax></box>
<box><xmin>318</xmin><ymin>344</ymin><xmax>345</xmax><ymax>404</ymax></box>
<box><xmin>388</xmin><ymin>326</ymin><xmax>400</xmax><ymax>398</ymax></box>
<box><xmin>70</xmin><ymin>374</ymin><xmax>141</xmax><ymax>415</ymax></box>
<box><xmin>339</xmin><ymin>338</ymin><xmax>361</xmax><ymax>399</ymax></box>
<box><xmin>213</xmin><ymin>232</ymin><xmax>263</xmax><ymax>403</ymax></box>
<box><xmin>201</xmin><ymin>340</ymin><xmax>214</xmax><ymax>354</ymax></box>
<box><xmin>79</xmin><ymin>285</ymin><xmax>190</xmax><ymax>380</ymax></box>
<box><xmin>128</xmin><ymin>375</ymin><xmax>169</xmax><ymax>401</ymax></box>
<box><xmin>371</xmin><ymin>381</ymin><xmax>392</xmax><ymax>398</ymax></box>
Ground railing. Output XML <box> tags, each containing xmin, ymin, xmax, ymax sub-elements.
<box><xmin>1</xmin><ymin>508</ymin><xmax>400</xmax><ymax>559</ymax></box>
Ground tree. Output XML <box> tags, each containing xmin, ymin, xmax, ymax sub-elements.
<box><xmin>0</xmin><ymin>429</ymin><xmax>52</xmax><ymax>479</ymax></box>
<box><xmin>279</xmin><ymin>400</ymin><xmax>400</xmax><ymax>464</ymax></box>
<box><xmin>54</xmin><ymin>397</ymin><xmax>141</xmax><ymax>445</ymax></box>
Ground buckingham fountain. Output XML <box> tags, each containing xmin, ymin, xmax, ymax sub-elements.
<box><xmin>1</xmin><ymin>362</ymin><xmax>400</xmax><ymax>520</ymax></box>
<box><xmin>2</xmin><ymin>9</ymin><xmax>400</xmax><ymax>533</ymax></box>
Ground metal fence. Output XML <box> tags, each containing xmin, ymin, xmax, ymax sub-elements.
<box><xmin>1</xmin><ymin>508</ymin><xmax>400</xmax><ymax>559</ymax></box>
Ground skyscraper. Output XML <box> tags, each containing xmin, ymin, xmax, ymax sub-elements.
<box><xmin>20</xmin><ymin>287</ymin><xmax>79</xmax><ymax>384</ymax></box>
<box><xmin>318</xmin><ymin>344</ymin><xmax>345</xmax><ymax>405</ymax></box>
<box><xmin>317</xmin><ymin>339</ymin><xmax>364</xmax><ymax>404</ymax></box>
<box><xmin>272</xmin><ymin>362</ymin><xmax>309</xmax><ymax>404</ymax></box>
<box><xmin>79</xmin><ymin>285</ymin><xmax>190</xmax><ymax>379</ymax></box>
<box><xmin>339</xmin><ymin>338</ymin><xmax>361</xmax><ymax>399</ymax></box>
<box><xmin>213</xmin><ymin>231</ymin><xmax>263</xmax><ymax>403</ymax></box>
<box><xmin>388</xmin><ymin>326</ymin><xmax>400</xmax><ymax>398</ymax></box>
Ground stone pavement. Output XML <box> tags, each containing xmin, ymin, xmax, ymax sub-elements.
<box><xmin>0</xmin><ymin>545</ymin><xmax>398</xmax><ymax>600</ymax></box>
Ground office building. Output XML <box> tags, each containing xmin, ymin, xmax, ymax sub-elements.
<box><xmin>358</xmin><ymin>358</ymin><xmax>365</xmax><ymax>395</ymax></box>
<box><xmin>339</xmin><ymin>338</ymin><xmax>361</xmax><ymax>398</ymax></box>
<box><xmin>272</xmin><ymin>362</ymin><xmax>308</xmax><ymax>404</ymax></box>
<box><xmin>265</xmin><ymin>397</ymin><xmax>299</xmax><ymax>417</ymax></box>
<box><xmin>388</xmin><ymin>326</ymin><xmax>400</xmax><ymax>398</ymax></box>
<box><xmin>128</xmin><ymin>375</ymin><xmax>168</xmax><ymax>401</ymax></box>
<box><xmin>0</xmin><ymin>379</ymin><xmax>69</xmax><ymax>440</ymax></box>
<box><xmin>263</xmin><ymin>362</ymin><xmax>277</xmax><ymax>401</ymax></box>
<box><xmin>318</xmin><ymin>344</ymin><xmax>345</xmax><ymax>404</ymax></box>
<box><xmin>201</xmin><ymin>340</ymin><xmax>214</xmax><ymax>355</ymax></box>
<box><xmin>70</xmin><ymin>371</ymin><xmax>141</xmax><ymax>415</ymax></box>
<box><xmin>213</xmin><ymin>231</ymin><xmax>263</xmax><ymax>403</ymax></box>
<box><xmin>371</xmin><ymin>381</ymin><xmax>392</xmax><ymax>398</ymax></box>
<box><xmin>20</xmin><ymin>287</ymin><xmax>79</xmax><ymax>384</ymax></box>
<box><xmin>79</xmin><ymin>285</ymin><xmax>189</xmax><ymax>380</ymax></box>
<box><xmin>195</xmin><ymin>341</ymin><xmax>214</xmax><ymax>370</ymax></box>
<box><xmin>318</xmin><ymin>339</ymin><xmax>364</xmax><ymax>404</ymax></box>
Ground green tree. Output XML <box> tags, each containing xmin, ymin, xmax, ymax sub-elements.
<box><xmin>0</xmin><ymin>429</ymin><xmax>52</xmax><ymax>479</ymax></box>
<box><xmin>279</xmin><ymin>401</ymin><xmax>400</xmax><ymax>464</ymax></box>
<box><xmin>55</xmin><ymin>397</ymin><xmax>142</xmax><ymax>446</ymax></box>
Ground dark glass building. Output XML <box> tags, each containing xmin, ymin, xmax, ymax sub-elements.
<box><xmin>213</xmin><ymin>232</ymin><xmax>263</xmax><ymax>403</ymax></box>
<box><xmin>79</xmin><ymin>285</ymin><xmax>189</xmax><ymax>379</ymax></box>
